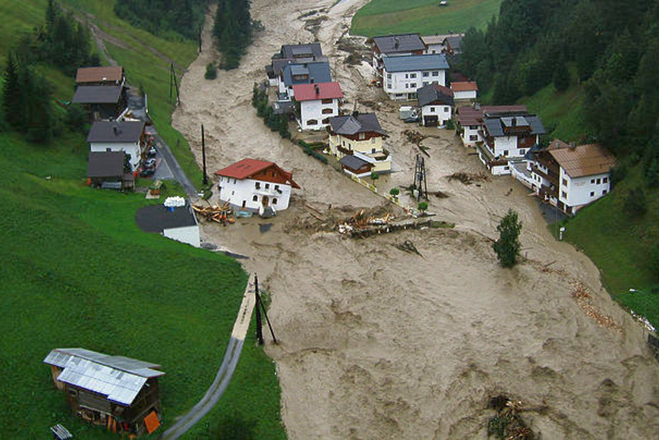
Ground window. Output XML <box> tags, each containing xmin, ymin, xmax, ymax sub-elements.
<box><xmin>231</xmin><ymin>190</ymin><xmax>235</xmax><ymax>196</ymax></box>
<box><xmin>410</xmin><ymin>83</ymin><xmax>417</xmax><ymax>88</ymax></box>
<box><xmin>444</xmin><ymin>107</ymin><xmax>449</xmax><ymax>112</ymax></box>
<box><xmin>321</xmin><ymin>98</ymin><xmax>333</xmax><ymax>104</ymax></box>
<box><xmin>590</xmin><ymin>179</ymin><xmax>595</xmax><ymax>184</ymax></box>
<box><xmin>273</xmin><ymin>198</ymin><xmax>278</xmax><ymax>205</ymax></box>
<box><xmin>307</xmin><ymin>119</ymin><xmax>318</xmax><ymax>125</ymax></box>
<box><xmin>562</xmin><ymin>178</ymin><xmax>567</xmax><ymax>186</ymax></box>
<box><xmin>106</xmin><ymin>148</ymin><xmax>112</xmax><ymax>152</ymax></box>
<box><xmin>253</xmin><ymin>195</ymin><xmax>258</xmax><ymax>201</ymax></box>
<box><xmin>432</xmin><ymin>71</ymin><xmax>439</xmax><ymax>76</ymax></box>
<box><xmin>359</xmin><ymin>133</ymin><xmax>365</xmax><ymax>140</ymax></box>
<box><xmin>596</xmin><ymin>178</ymin><xmax>601</xmax><ymax>184</ymax></box>
<box><xmin>69</xmin><ymin>389</ymin><xmax>78</xmax><ymax>397</ymax></box>
<box><xmin>371</xmin><ymin>138</ymin><xmax>376</xmax><ymax>143</ymax></box>
<box><xmin>387</xmin><ymin>83</ymin><xmax>392</xmax><ymax>89</ymax></box>
<box><xmin>423</xmin><ymin>81</ymin><xmax>429</xmax><ymax>86</ymax></box>
<box><xmin>503</xmin><ymin>150</ymin><xmax>509</xmax><ymax>156</ymax></box>
<box><xmin>342</xmin><ymin>140</ymin><xmax>345</xmax><ymax>146</ymax></box>
<box><xmin>469</xmin><ymin>135</ymin><xmax>478</xmax><ymax>141</ymax></box>
<box><xmin>371</xmin><ymin>148</ymin><xmax>376</xmax><ymax>153</ymax></box>
<box><xmin>519</xmin><ymin>149</ymin><xmax>525</xmax><ymax>154</ymax></box>
<box><xmin>322</xmin><ymin>118</ymin><xmax>329</xmax><ymax>124</ymax></box>
<box><xmin>322</xmin><ymin>108</ymin><xmax>333</xmax><ymax>114</ymax></box>
<box><xmin>562</xmin><ymin>191</ymin><xmax>568</xmax><ymax>198</ymax></box>
<box><xmin>405</xmin><ymin>84</ymin><xmax>409</xmax><ymax>88</ymax></box>
<box><xmin>255</xmin><ymin>182</ymin><xmax>261</xmax><ymax>189</ymax></box>
<box><xmin>410</xmin><ymin>73</ymin><xmax>417</xmax><ymax>79</ymax></box>
<box><xmin>233</xmin><ymin>179</ymin><xmax>237</xmax><ymax>184</ymax></box>
<box><xmin>603</xmin><ymin>177</ymin><xmax>608</xmax><ymax>183</ymax></box>
<box><xmin>430</xmin><ymin>107</ymin><xmax>435</xmax><ymax>112</ymax></box>
<box><xmin>603</xmin><ymin>190</ymin><xmax>607</xmax><ymax>195</ymax></box>
<box><xmin>405</xmin><ymin>73</ymin><xmax>409</xmax><ymax>79</ymax></box>
<box><xmin>265</xmin><ymin>183</ymin><xmax>270</xmax><ymax>189</ymax></box>
<box><xmin>590</xmin><ymin>191</ymin><xmax>595</xmax><ymax>197</ymax></box>
<box><xmin>275</xmin><ymin>185</ymin><xmax>280</xmax><ymax>192</ymax></box>
<box><xmin>387</xmin><ymin>73</ymin><xmax>392</xmax><ymax>79</ymax></box>
<box><xmin>423</xmin><ymin>72</ymin><xmax>429</xmax><ymax>77</ymax></box>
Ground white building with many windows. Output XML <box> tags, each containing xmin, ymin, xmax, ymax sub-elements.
<box><xmin>382</xmin><ymin>54</ymin><xmax>449</xmax><ymax>100</ymax></box>
<box><xmin>215</xmin><ymin>159</ymin><xmax>300</xmax><ymax>215</ymax></box>
<box><xmin>417</xmin><ymin>83</ymin><xmax>454</xmax><ymax>127</ymax></box>
<box><xmin>292</xmin><ymin>82</ymin><xmax>343</xmax><ymax>131</ymax></box>
<box><xmin>370</xmin><ymin>34</ymin><xmax>426</xmax><ymax>79</ymax></box>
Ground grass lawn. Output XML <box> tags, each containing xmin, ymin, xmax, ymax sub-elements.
<box><xmin>0</xmin><ymin>1</ymin><xmax>285</xmax><ymax>438</ymax></box>
<box><xmin>551</xmin><ymin>168</ymin><xmax>659</xmax><ymax>328</ymax></box>
<box><xmin>0</xmin><ymin>0</ymin><xmax>49</xmax><ymax>60</ymax></box>
<box><xmin>351</xmin><ymin>0</ymin><xmax>502</xmax><ymax>37</ymax></box>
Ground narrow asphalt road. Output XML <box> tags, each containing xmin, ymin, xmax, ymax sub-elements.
<box><xmin>160</xmin><ymin>275</ymin><xmax>257</xmax><ymax>439</ymax></box>
<box><xmin>148</xmin><ymin>129</ymin><xmax>198</xmax><ymax>197</ymax></box>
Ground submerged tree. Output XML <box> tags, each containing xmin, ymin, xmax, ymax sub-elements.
<box><xmin>493</xmin><ymin>209</ymin><xmax>522</xmax><ymax>268</ymax></box>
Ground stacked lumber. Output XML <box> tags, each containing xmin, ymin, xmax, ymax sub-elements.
<box><xmin>192</xmin><ymin>203</ymin><xmax>235</xmax><ymax>225</ymax></box>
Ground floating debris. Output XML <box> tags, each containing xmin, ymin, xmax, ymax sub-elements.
<box><xmin>570</xmin><ymin>281</ymin><xmax>621</xmax><ymax>331</ymax></box>
<box><xmin>447</xmin><ymin>172</ymin><xmax>489</xmax><ymax>185</ymax></box>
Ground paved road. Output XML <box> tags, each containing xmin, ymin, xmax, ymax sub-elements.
<box><xmin>160</xmin><ymin>276</ymin><xmax>256</xmax><ymax>439</ymax></box>
<box><xmin>147</xmin><ymin>128</ymin><xmax>197</xmax><ymax>197</ymax></box>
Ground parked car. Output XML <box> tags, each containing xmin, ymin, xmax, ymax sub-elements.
<box><xmin>404</xmin><ymin>114</ymin><xmax>420</xmax><ymax>123</ymax></box>
<box><xmin>144</xmin><ymin>158</ymin><xmax>156</xmax><ymax>168</ymax></box>
<box><xmin>147</xmin><ymin>146</ymin><xmax>157</xmax><ymax>157</ymax></box>
<box><xmin>140</xmin><ymin>167</ymin><xmax>155</xmax><ymax>177</ymax></box>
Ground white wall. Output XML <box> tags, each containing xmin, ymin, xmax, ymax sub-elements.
<box><xmin>491</xmin><ymin>136</ymin><xmax>535</xmax><ymax>159</ymax></box>
<box><xmin>299</xmin><ymin>98</ymin><xmax>339</xmax><ymax>130</ymax></box>
<box><xmin>218</xmin><ymin>176</ymin><xmax>292</xmax><ymax>212</ymax></box>
<box><xmin>164</xmin><ymin>225</ymin><xmax>200</xmax><ymax>248</ymax></box>
<box><xmin>383</xmin><ymin>69</ymin><xmax>446</xmax><ymax>99</ymax></box>
<box><xmin>560</xmin><ymin>169</ymin><xmax>611</xmax><ymax>210</ymax></box>
<box><xmin>421</xmin><ymin>104</ymin><xmax>452</xmax><ymax>125</ymax></box>
<box><xmin>90</xmin><ymin>142</ymin><xmax>141</xmax><ymax>170</ymax></box>
<box><xmin>424</xmin><ymin>44</ymin><xmax>443</xmax><ymax>54</ymax></box>
<box><xmin>461</xmin><ymin>125</ymin><xmax>481</xmax><ymax>147</ymax></box>
<box><xmin>453</xmin><ymin>90</ymin><xmax>477</xmax><ymax>100</ymax></box>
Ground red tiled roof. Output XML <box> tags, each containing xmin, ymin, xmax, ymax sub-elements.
<box><xmin>451</xmin><ymin>81</ymin><xmax>478</xmax><ymax>92</ymax></box>
<box><xmin>76</xmin><ymin>67</ymin><xmax>124</xmax><ymax>84</ymax></box>
<box><xmin>214</xmin><ymin>158</ymin><xmax>300</xmax><ymax>188</ymax></box>
<box><xmin>292</xmin><ymin>82</ymin><xmax>343</xmax><ymax>101</ymax></box>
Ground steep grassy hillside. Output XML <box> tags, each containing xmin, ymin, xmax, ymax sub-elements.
<box><xmin>351</xmin><ymin>0</ymin><xmax>502</xmax><ymax>37</ymax></box>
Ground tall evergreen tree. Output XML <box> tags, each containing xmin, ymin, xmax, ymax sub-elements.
<box><xmin>553</xmin><ymin>55</ymin><xmax>570</xmax><ymax>92</ymax></box>
<box><xmin>2</xmin><ymin>53</ymin><xmax>22</xmax><ymax>130</ymax></box>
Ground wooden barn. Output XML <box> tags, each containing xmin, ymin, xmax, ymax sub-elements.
<box><xmin>44</xmin><ymin>348</ymin><xmax>165</xmax><ymax>437</ymax></box>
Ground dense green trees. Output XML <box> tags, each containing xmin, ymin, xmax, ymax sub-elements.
<box><xmin>213</xmin><ymin>0</ymin><xmax>253</xmax><ymax>69</ymax></box>
<box><xmin>492</xmin><ymin>209</ymin><xmax>522</xmax><ymax>268</ymax></box>
<box><xmin>114</xmin><ymin>0</ymin><xmax>208</xmax><ymax>40</ymax></box>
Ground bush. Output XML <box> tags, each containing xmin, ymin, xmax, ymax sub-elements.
<box><xmin>205</xmin><ymin>62</ymin><xmax>217</xmax><ymax>80</ymax></box>
<box><xmin>624</xmin><ymin>186</ymin><xmax>647</xmax><ymax>218</ymax></box>
<box><xmin>389</xmin><ymin>188</ymin><xmax>400</xmax><ymax>197</ymax></box>
<box><xmin>444</xmin><ymin>119</ymin><xmax>455</xmax><ymax>130</ymax></box>
<box><xmin>650</xmin><ymin>244</ymin><xmax>659</xmax><ymax>280</ymax></box>
<box><xmin>418</xmin><ymin>201</ymin><xmax>428</xmax><ymax>212</ymax></box>
<box><xmin>492</xmin><ymin>209</ymin><xmax>522</xmax><ymax>268</ymax></box>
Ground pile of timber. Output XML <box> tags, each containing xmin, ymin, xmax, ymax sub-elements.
<box><xmin>192</xmin><ymin>203</ymin><xmax>235</xmax><ymax>225</ymax></box>
<box><xmin>402</xmin><ymin>129</ymin><xmax>425</xmax><ymax>145</ymax></box>
<box><xmin>447</xmin><ymin>171</ymin><xmax>489</xmax><ymax>185</ymax></box>
<box><xmin>337</xmin><ymin>209</ymin><xmax>449</xmax><ymax>238</ymax></box>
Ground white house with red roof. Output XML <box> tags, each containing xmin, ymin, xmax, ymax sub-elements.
<box><xmin>292</xmin><ymin>82</ymin><xmax>343</xmax><ymax>130</ymax></box>
<box><xmin>214</xmin><ymin>158</ymin><xmax>300</xmax><ymax>215</ymax></box>
<box><xmin>451</xmin><ymin>81</ymin><xmax>478</xmax><ymax>101</ymax></box>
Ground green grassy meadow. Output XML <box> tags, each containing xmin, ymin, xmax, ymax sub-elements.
<box><xmin>0</xmin><ymin>1</ymin><xmax>284</xmax><ymax>438</ymax></box>
<box><xmin>351</xmin><ymin>0</ymin><xmax>502</xmax><ymax>37</ymax></box>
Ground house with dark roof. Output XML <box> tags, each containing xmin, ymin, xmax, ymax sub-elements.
<box><xmin>417</xmin><ymin>83</ymin><xmax>454</xmax><ymax>127</ymax></box>
<box><xmin>44</xmin><ymin>348</ymin><xmax>165</xmax><ymax>437</ymax></box>
<box><xmin>421</xmin><ymin>33</ymin><xmax>464</xmax><ymax>55</ymax></box>
<box><xmin>214</xmin><ymin>159</ymin><xmax>300</xmax><ymax>215</ymax></box>
<box><xmin>87</xmin><ymin>151</ymin><xmax>134</xmax><ymax>191</ymax></box>
<box><xmin>278</xmin><ymin>61</ymin><xmax>332</xmax><ymax>100</ymax></box>
<box><xmin>369</xmin><ymin>33</ymin><xmax>426</xmax><ymax>78</ymax></box>
<box><xmin>327</xmin><ymin>112</ymin><xmax>391</xmax><ymax>174</ymax></box>
<box><xmin>87</xmin><ymin>120</ymin><xmax>146</xmax><ymax>171</ymax></box>
<box><xmin>292</xmin><ymin>82</ymin><xmax>343</xmax><ymax>130</ymax></box>
<box><xmin>443</xmin><ymin>35</ymin><xmax>463</xmax><ymax>55</ymax></box>
<box><xmin>76</xmin><ymin>66</ymin><xmax>125</xmax><ymax>87</ymax></box>
<box><xmin>266</xmin><ymin>43</ymin><xmax>327</xmax><ymax>86</ymax></box>
<box><xmin>382</xmin><ymin>54</ymin><xmax>449</xmax><ymax>100</ymax></box>
<box><xmin>135</xmin><ymin>201</ymin><xmax>200</xmax><ymax>247</ymax></box>
<box><xmin>523</xmin><ymin>140</ymin><xmax>616</xmax><ymax>215</ymax></box>
<box><xmin>72</xmin><ymin>85</ymin><xmax>126</xmax><ymax>121</ymax></box>
<box><xmin>455</xmin><ymin>104</ymin><xmax>528</xmax><ymax>147</ymax></box>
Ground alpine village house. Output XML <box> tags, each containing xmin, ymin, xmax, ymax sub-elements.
<box><xmin>44</xmin><ymin>348</ymin><xmax>165</xmax><ymax>437</ymax></box>
<box><xmin>292</xmin><ymin>82</ymin><xmax>343</xmax><ymax>131</ymax></box>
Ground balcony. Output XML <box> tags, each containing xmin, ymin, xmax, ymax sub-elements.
<box><xmin>532</xmin><ymin>165</ymin><xmax>558</xmax><ymax>186</ymax></box>
<box><xmin>254</xmin><ymin>185</ymin><xmax>283</xmax><ymax>197</ymax></box>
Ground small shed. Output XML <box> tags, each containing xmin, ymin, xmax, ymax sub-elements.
<box><xmin>87</xmin><ymin>151</ymin><xmax>134</xmax><ymax>191</ymax></box>
<box><xmin>44</xmin><ymin>348</ymin><xmax>165</xmax><ymax>437</ymax></box>
<box><xmin>72</xmin><ymin>85</ymin><xmax>126</xmax><ymax>120</ymax></box>
<box><xmin>340</xmin><ymin>154</ymin><xmax>373</xmax><ymax>178</ymax></box>
<box><xmin>135</xmin><ymin>201</ymin><xmax>201</xmax><ymax>247</ymax></box>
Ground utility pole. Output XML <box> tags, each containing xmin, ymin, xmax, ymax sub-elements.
<box><xmin>201</xmin><ymin>124</ymin><xmax>208</xmax><ymax>186</ymax></box>
<box><xmin>170</xmin><ymin>62</ymin><xmax>180</xmax><ymax>106</ymax></box>
<box><xmin>413</xmin><ymin>154</ymin><xmax>428</xmax><ymax>201</ymax></box>
<box><xmin>198</xmin><ymin>24</ymin><xmax>202</xmax><ymax>53</ymax></box>
<box><xmin>255</xmin><ymin>274</ymin><xmax>264</xmax><ymax>345</ymax></box>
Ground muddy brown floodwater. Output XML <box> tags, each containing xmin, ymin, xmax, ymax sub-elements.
<box><xmin>172</xmin><ymin>1</ymin><xmax>659</xmax><ymax>438</ymax></box>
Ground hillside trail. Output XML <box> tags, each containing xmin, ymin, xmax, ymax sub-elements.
<box><xmin>173</xmin><ymin>1</ymin><xmax>659</xmax><ymax>438</ymax></box>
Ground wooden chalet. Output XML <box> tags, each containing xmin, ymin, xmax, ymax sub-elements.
<box><xmin>44</xmin><ymin>348</ymin><xmax>165</xmax><ymax>437</ymax></box>
<box><xmin>87</xmin><ymin>151</ymin><xmax>134</xmax><ymax>191</ymax></box>
<box><xmin>76</xmin><ymin>66</ymin><xmax>125</xmax><ymax>87</ymax></box>
<box><xmin>72</xmin><ymin>86</ymin><xmax>126</xmax><ymax>121</ymax></box>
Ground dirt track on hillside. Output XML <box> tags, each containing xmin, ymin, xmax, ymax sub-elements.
<box><xmin>172</xmin><ymin>1</ymin><xmax>659</xmax><ymax>438</ymax></box>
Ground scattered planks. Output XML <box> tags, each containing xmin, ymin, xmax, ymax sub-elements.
<box><xmin>447</xmin><ymin>171</ymin><xmax>490</xmax><ymax>185</ymax></box>
<box><xmin>192</xmin><ymin>203</ymin><xmax>235</xmax><ymax>225</ymax></box>
<box><xmin>570</xmin><ymin>281</ymin><xmax>621</xmax><ymax>331</ymax></box>
<box><xmin>337</xmin><ymin>210</ymin><xmax>454</xmax><ymax>238</ymax></box>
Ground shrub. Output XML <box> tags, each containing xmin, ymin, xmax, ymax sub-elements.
<box><xmin>418</xmin><ymin>201</ymin><xmax>428</xmax><ymax>212</ymax></box>
<box><xmin>389</xmin><ymin>188</ymin><xmax>400</xmax><ymax>197</ymax></box>
<box><xmin>492</xmin><ymin>209</ymin><xmax>522</xmax><ymax>268</ymax></box>
<box><xmin>624</xmin><ymin>186</ymin><xmax>647</xmax><ymax>218</ymax></box>
<box><xmin>205</xmin><ymin>62</ymin><xmax>217</xmax><ymax>80</ymax></box>
<box><xmin>444</xmin><ymin>119</ymin><xmax>455</xmax><ymax>130</ymax></box>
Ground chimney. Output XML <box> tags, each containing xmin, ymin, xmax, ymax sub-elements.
<box><xmin>394</xmin><ymin>37</ymin><xmax>400</xmax><ymax>49</ymax></box>
<box><xmin>112</xmin><ymin>123</ymin><xmax>120</xmax><ymax>136</ymax></box>
<box><xmin>511</xmin><ymin>117</ymin><xmax>517</xmax><ymax>127</ymax></box>
<box><xmin>352</xmin><ymin>110</ymin><xmax>359</xmax><ymax>118</ymax></box>
<box><xmin>315</xmin><ymin>84</ymin><xmax>320</xmax><ymax>95</ymax></box>
<box><xmin>569</xmin><ymin>142</ymin><xmax>576</xmax><ymax>150</ymax></box>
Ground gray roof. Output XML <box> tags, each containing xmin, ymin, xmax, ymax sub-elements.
<box><xmin>340</xmin><ymin>154</ymin><xmax>371</xmax><ymax>171</ymax></box>
<box><xmin>444</xmin><ymin>35</ymin><xmax>463</xmax><ymax>51</ymax></box>
<box><xmin>417</xmin><ymin>84</ymin><xmax>454</xmax><ymax>107</ymax></box>
<box><xmin>279</xmin><ymin>43</ymin><xmax>323</xmax><ymax>60</ymax></box>
<box><xmin>382</xmin><ymin>54</ymin><xmax>449</xmax><ymax>73</ymax></box>
<box><xmin>282</xmin><ymin>61</ymin><xmax>332</xmax><ymax>87</ymax></box>
<box><xmin>87</xmin><ymin>151</ymin><xmax>125</xmax><ymax>178</ymax></box>
<box><xmin>86</xmin><ymin>120</ymin><xmax>145</xmax><ymax>143</ymax></box>
<box><xmin>329</xmin><ymin>113</ymin><xmax>386</xmax><ymax>136</ymax></box>
<box><xmin>373</xmin><ymin>34</ymin><xmax>425</xmax><ymax>54</ymax></box>
<box><xmin>135</xmin><ymin>203</ymin><xmax>198</xmax><ymax>233</ymax></box>
<box><xmin>483</xmin><ymin>114</ymin><xmax>546</xmax><ymax>137</ymax></box>
<box><xmin>72</xmin><ymin>86</ymin><xmax>122</xmax><ymax>104</ymax></box>
<box><xmin>44</xmin><ymin>348</ymin><xmax>164</xmax><ymax>407</ymax></box>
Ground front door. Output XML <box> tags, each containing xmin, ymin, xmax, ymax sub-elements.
<box><xmin>262</xmin><ymin>195</ymin><xmax>269</xmax><ymax>206</ymax></box>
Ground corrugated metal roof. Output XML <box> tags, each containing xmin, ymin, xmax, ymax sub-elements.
<box><xmin>328</xmin><ymin>113</ymin><xmax>387</xmax><ymax>136</ymax></box>
<box><xmin>86</xmin><ymin>120</ymin><xmax>145</xmax><ymax>144</ymax></box>
<box><xmin>282</xmin><ymin>61</ymin><xmax>332</xmax><ymax>87</ymax></box>
<box><xmin>417</xmin><ymin>83</ymin><xmax>454</xmax><ymax>108</ymax></box>
<box><xmin>76</xmin><ymin>67</ymin><xmax>123</xmax><ymax>84</ymax></box>
<box><xmin>373</xmin><ymin>34</ymin><xmax>425</xmax><ymax>54</ymax></box>
<box><xmin>382</xmin><ymin>54</ymin><xmax>449</xmax><ymax>73</ymax></box>
<box><xmin>72</xmin><ymin>86</ymin><xmax>122</xmax><ymax>104</ymax></box>
<box><xmin>44</xmin><ymin>348</ymin><xmax>165</xmax><ymax>406</ymax></box>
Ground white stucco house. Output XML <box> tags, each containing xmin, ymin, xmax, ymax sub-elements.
<box><xmin>451</xmin><ymin>81</ymin><xmax>478</xmax><ymax>101</ymax></box>
<box><xmin>524</xmin><ymin>140</ymin><xmax>616</xmax><ymax>215</ymax></box>
<box><xmin>370</xmin><ymin>33</ymin><xmax>426</xmax><ymax>79</ymax></box>
<box><xmin>292</xmin><ymin>82</ymin><xmax>343</xmax><ymax>130</ymax></box>
<box><xmin>382</xmin><ymin>54</ymin><xmax>449</xmax><ymax>100</ymax></box>
<box><xmin>135</xmin><ymin>201</ymin><xmax>201</xmax><ymax>247</ymax></box>
<box><xmin>214</xmin><ymin>158</ymin><xmax>300</xmax><ymax>215</ymax></box>
<box><xmin>86</xmin><ymin>120</ymin><xmax>146</xmax><ymax>171</ymax></box>
<box><xmin>417</xmin><ymin>83</ymin><xmax>454</xmax><ymax>127</ymax></box>
<box><xmin>277</xmin><ymin>61</ymin><xmax>332</xmax><ymax>100</ymax></box>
